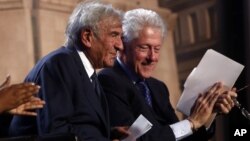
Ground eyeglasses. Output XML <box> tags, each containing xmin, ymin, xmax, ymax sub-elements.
<box><xmin>233</xmin><ymin>85</ymin><xmax>250</xmax><ymax>120</ymax></box>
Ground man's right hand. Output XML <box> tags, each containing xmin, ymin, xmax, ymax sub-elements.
<box><xmin>188</xmin><ymin>82</ymin><xmax>223</xmax><ymax>130</ymax></box>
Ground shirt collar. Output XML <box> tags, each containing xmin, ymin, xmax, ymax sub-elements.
<box><xmin>77</xmin><ymin>50</ymin><xmax>94</xmax><ymax>78</ymax></box>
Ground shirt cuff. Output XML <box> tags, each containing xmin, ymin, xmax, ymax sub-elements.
<box><xmin>170</xmin><ymin>119</ymin><xmax>193</xmax><ymax>141</ymax></box>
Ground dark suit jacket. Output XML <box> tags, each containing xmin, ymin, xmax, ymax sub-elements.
<box><xmin>98</xmin><ymin>60</ymin><xmax>211</xmax><ymax>141</ymax></box>
<box><xmin>9</xmin><ymin>46</ymin><xmax>110</xmax><ymax>141</ymax></box>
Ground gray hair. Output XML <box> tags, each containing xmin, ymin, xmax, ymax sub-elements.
<box><xmin>122</xmin><ymin>8</ymin><xmax>166</xmax><ymax>43</ymax></box>
<box><xmin>65</xmin><ymin>1</ymin><xmax>123</xmax><ymax>47</ymax></box>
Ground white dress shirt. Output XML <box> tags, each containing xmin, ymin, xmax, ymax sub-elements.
<box><xmin>170</xmin><ymin>119</ymin><xmax>193</xmax><ymax>140</ymax></box>
<box><xmin>77</xmin><ymin>50</ymin><xmax>94</xmax><ymax>80</ymax></box>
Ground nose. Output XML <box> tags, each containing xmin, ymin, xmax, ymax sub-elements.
<box><xmin>114</xmin><ymin>37</ymin><xmax>123</xmax><ymax>51</ymax></box>
<box><xmin>148</xmin><ymin>48</ymin><xmax>157</xmax><ymax>61</ymax></box>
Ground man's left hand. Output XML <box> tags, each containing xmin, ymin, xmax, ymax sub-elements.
<box><xmin>111</xmin><ymin>126</ymin><xmax>130</xmax><ymax>141</ymax></box>
<box><xmin>214</xmin><ymin>88</ymin><xmax>237</xmax><ymax>114</ymax></box>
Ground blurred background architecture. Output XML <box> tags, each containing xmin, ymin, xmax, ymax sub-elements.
<box><xmin>0</xmin><ymin>0</ymin><xmax>250</xmax><ymax>140</ymax></box>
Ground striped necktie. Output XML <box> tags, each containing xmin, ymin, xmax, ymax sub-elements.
<box><xmin>136</xmin><ymin>81</ymin><xmax>152</xmax><ymax>107</ymax></box>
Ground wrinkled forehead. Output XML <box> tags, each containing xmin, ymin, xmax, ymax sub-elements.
<box><xmin>97</xmin><ymin>16</ymin><xmax>122</xmax><ymax>31</ymax></box>
<box><xmin>133</xmin><ymin>26</ymin><xmax>163</xmax><ymax>41</ymax></box>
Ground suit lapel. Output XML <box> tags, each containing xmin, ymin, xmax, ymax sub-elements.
<box><xmin>146</xmin><ymin>79</ymin><xmax>178</xmax><ymax>123</ymax></box>
<box><xmin>114</xmin><ymin>61</ymin><xmax>155</xmax><ymax>111</ymax></box>
<box><xmin>66</xmin><ymin>46</ymin><xmax>109</xmax><ymax>131</ymax></box>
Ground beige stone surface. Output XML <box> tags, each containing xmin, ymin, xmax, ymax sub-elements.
<box><xmin>0</xmin><ymin>8</ymin><xmax>34</xmax><ymax>83</ymax></box>
<box><xmin>37</xmin><ymin>9</ymin><xmax>70</xmax><ymax>57</ymax></box>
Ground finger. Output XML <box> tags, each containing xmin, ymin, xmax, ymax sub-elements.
<box><xmin>225</xmin><ymin>96</ymin><xmax>234</xmax><ymax>109</ymax></box>
<box><xmin>209</xmin><ymin>82</ymin><xmax>223</xmax><ymax>93</ymax></box>
<box><xmin>34</xmin><ymin>100</ymin><xmax>46</xmax><ymax>105</ymax></box>
<box><xmin>193</xmin><ymin>93</ymin><xmax>205</xmax><ymax>111</ymax></box>
<box><xmin>21</xmin><ymin>84</ymin><xmax>40</xmax><ymax>94</ymax></box>
<box><xmin>0</xmin><ymin>75</ymin><xmax>11</xmax><ymax>88</ymax></box>
<box><xmin>28</xmin><ymin>99</ymin><xmax>46</xmax><ymax>105</ymax></box>
<box><xmin>207</xmin><ymin>83</ymin><xmax>223</xmax><ymax>105</ymax></box>
<box><xmin>228</xmin><ymin>91</ymin><xmax>237</xmax><ymax>98</ymax></box>
<box><xmin>29</xmin><ymin>97</ymin><xmax>45</xmax><ymax>103</ymax></box>
<box><xmin>232</xmin><ymin>87</ymin><xmax>237</xmax><ymax>92</ymax></box>
<box><xmin>13</xmin><ymin>83</ymin><xmax>39</xmax><ymax>92</ymax></box>
<box><xmin>29</xmin><ymin>97</ymin><xmax>41</xmax><ymax>101</ymax></box>
<box><xmin>218</xmin><ymin>103</ymin><xmax>230</xmax><ymax>114</ymax></box>
<box><xmin>216</xmin><ymin>98</ymin><xmax>229</xmax><ymax>107</ymax></box>
<box><xmin>9</xmin><ymin>85</ymin><xmax>32</xmax><ymax>96</ymax></box>
<box><xmin>16</xmin><ymin>111</ymin><xmax>37</xmax><ymax>116</ymax></box>
<box><xmin>221</xmin><ymin>92</ymin><xmax>236</xmax><ymax>107</ymax></box>
<box><xmin>5</xmin><ymin>75</ymin><xmax>11</xmax><ymax>86</ymax></box>
<box><xmin>204</xmin><ymin>82</ymin><xmax>222</xmax><ymax>101</ymax></box>
<box><xmin>205</xmin><ymin>87</ymin><xmax>221</xmax><ymax>107</ymax></box>
<box><xmin>217</xmin><ymin>98</ymin><xmax>232</xmax><ymax>112</ymax></box>
<box><xmin>22</xmin><ymin>101</ymin><xmax>45</xmax><ymax>109</ymax></box>
<box><xmin>25</xmin><ymin>100</ymin><xmax>45</xmax><ymax>106</ymax></box>
<box><xmin>15</xmin><ymin>85</ymin><xmax>40</xmax><ymax>100</ymax></box>
<box><xmin>221</xmin><ymin>96</ymin><xmax>230</xmax><ymax>105</ymax></box>
<box><xmin>225</xmin><ymin>94</ymin><xmax>234</xmax><ymax>107</ymax></box>
<box><xmin>24</xmin><ymin>105</ymin><xmax>44</xmax><ymax>110</ymax></box>
<box><xmin>208</xmin><ymin>91</ymin><xmax>220</xmax><ymax>107</ymax></box>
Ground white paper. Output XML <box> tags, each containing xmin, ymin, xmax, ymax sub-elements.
<box><xmin>122</xmin><ymin>114</ymin><xmax>153</xmax><ymax>141</ymax></box>
<box><xmin>177</xmin><ymin>49</ymin><xmax>244</xmax><ymax>116</ymax></box>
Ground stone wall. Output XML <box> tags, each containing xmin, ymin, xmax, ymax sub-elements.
<box><xmin>0</xmin><ymin>0</ymin><xmax>34</xmax><ymax>83</ymax></box>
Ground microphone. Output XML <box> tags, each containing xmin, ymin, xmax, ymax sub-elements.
<box><xmin>233</xmin><ymin>85</ymin><xmax>250</xmax><ymax>120</ymax></box>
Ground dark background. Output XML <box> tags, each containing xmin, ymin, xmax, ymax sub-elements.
<box><xmin>217</xmin><ymin>0</ymin><xmax>250</xmax><ymax>140</ymax></box>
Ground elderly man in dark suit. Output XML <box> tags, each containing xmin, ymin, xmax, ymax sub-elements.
<box><xmin>98</xmin><ymin>8</ymin><xmax>237</xmax><ymax>141</ymax></box>
<box><xmin>9</xmin><ymin>1</ymin><xmax>128</xmax><ymax>141</ymax></box>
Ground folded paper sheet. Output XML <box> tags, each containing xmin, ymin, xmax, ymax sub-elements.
<box><xmin>177</xmin><ymin>49</ymin><xmax>244</xmax><ymax>116</ymax></box>
<box><xmin>122</xmin><ymin>114</ymin><xmax>153</xmax><ymax>141</ymax></box>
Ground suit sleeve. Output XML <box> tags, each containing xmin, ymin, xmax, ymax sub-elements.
<box><xmin>34</xmin><ymin>58</ymin><xmax>75</xmax><ymax>134</ymax></box>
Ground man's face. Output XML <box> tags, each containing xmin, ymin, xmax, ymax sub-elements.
<box><xmin>92</xmin><ymin>17</ymin><xmax>123</xmax><ymax>68</ymax></box>
<box><xmin>125</xmin><ymin>27</ymin><xmax>162</xmax><ymax>79</ymax></box>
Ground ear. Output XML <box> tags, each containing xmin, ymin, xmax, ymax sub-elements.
<box><xmin>80</xmin><ymin>29</ymin><xmax>93</xmax><ymax>48</ymax></box>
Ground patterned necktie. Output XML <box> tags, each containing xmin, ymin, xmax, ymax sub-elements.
<box><xmin>91</xmin><ymin>72</ymin><xmax>101</xmax><ymax>97</ymax></box>
<box><xmin>136</xmin><ymin>81</ymin><xmax>152</xmax><ymax>107</ymax></box>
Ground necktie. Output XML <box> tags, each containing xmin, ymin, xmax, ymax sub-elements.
<box><xmin>91</xmin><ymin>72</ymin><xmax>108</xmax><ymax>120</ymax></box>
<box><xmin>136</xmin><ymin>81</ymin><xmax>152</xmax><ymax>107</ymax></box>
<box><xmin>91</xmin><ymin>72</ymin><xmax>101</xmax><ymax>97</ymax></box>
